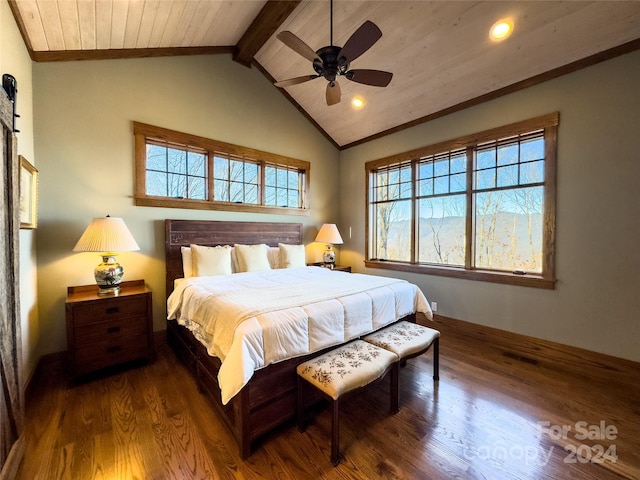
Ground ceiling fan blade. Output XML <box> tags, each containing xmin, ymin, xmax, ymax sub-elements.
<box><xmin>326</xmin><ymin>81</ymin><xmax>341</xmax><ymax>106</ymax></box>
<box><xmin>277</xmin><ymin>31</ymin><xmax>321</xmax><ymax>63</ymax></box>
<box><xmin>338</xmin><ymin>20</ymin><xmax>382</xmax><ymax>64</ymax></box>
<box><xmin>274</xmin><ymin>75</ymin><xmax>319</xmax><ymax>88</ymax></box>
<box><xmin>345</xmin><ymin>69</ymin><xmax>393</xmax><ymax>87</ymax></box>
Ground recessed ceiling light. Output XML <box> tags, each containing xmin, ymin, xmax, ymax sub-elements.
<box><xmin>351</xmin><ymin>97</ymin><xmax>366</xmax><ymax>110</ymax></box>
<box><xmin>490</xmin><ymin>18</ymin><xmax>514</xmax><ymax>41</ymax></box>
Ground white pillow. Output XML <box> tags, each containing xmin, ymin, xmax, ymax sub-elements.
<box><xmin>235</xmin><ymin>244</ymin><xmax>271</xmax><ymax>272</ymax></box>
<box><xmin>181</xmin><ymin>246</ymin><xmax>193</xmax><ymax>278</ymax></box>
<box><xmin>279</xmin><ymin>243</ymin><xmax>306</xmax><ymax>268</ymax></box>
<box><xmin>230</xmin><ymin>247</ymin><xmax>240</xmax><ymax>273</ymax></box>
<box><xmin>267</xmin><ymin>247</ymin><xmax>281</xmax><ymax>269</ymax></box>
<box><xmin>231</xmin><ymin>246</ymin><xmax>279</xmax><ymax>271</ymax></box>
<box><xmin>190</xmin><ymin>244</ymin><xmax>233</xmax><ymax>276</ymax></box>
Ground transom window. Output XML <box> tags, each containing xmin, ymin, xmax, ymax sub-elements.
<box><xmin>133</xmin><ymin>122</ymin><xmax>310</xmax><ymax>215</ymax></box>
<box><xmin>146</xmin><ymin>141</ymin><xmax>207</xmax><ymax>200</ymax></box>
<box><xmin>212</xmin><ymin>154</ymin><xmax>259</xmax><ymax>204</ymax></box>
<box><xmin>366</xmin><ymin>113</ymin><xmax>558</xmax><ymax>289</ymax></box>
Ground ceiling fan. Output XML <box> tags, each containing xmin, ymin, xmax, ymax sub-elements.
<box><xmin>274</xmin><ymin>0</ymin><xmax>393</xmax><ymax>106</ymax></box>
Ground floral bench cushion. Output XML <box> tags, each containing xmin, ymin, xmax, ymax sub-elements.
<box><xmin>296</xmin><ymin>339</ymin><xmax>398</xmax><ymax>400</ymax></box>
<box><xmin>363</xmin><ymin>321</ymin><xmax>440</xmax><ymax>358</ymax></box>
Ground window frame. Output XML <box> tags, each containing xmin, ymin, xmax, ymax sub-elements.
<box><xmin>365</xmin><ymin>113</ymin><xmax>558</xmax><ymax>289</ymax></box>
<box><xmin>133</xmin><ymin>122</ymin><xmax>310</xmax><ymax>215</ymax></box>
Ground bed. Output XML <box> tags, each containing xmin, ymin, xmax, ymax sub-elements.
<box><xmin>165</xmin><ymin>219</ymin><xmax>432</xmax><ymax>458</ymax></box>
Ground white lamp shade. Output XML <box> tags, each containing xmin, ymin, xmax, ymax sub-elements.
<box><xmin>315</xmin><ymin>224</ymin><xmax>343</xmax><ymax>245</ymax></box>
<box><xmin>73</xmin><ymin>216</ymin><xmax>140</xmax><ymax>253</ymax></box>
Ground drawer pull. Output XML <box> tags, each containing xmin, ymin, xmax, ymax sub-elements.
<box><xmin>107</xmin><ymin>346</ymin><xmax>122</xmax><ymax>354</ymax></box>
<box><xmin>105</xmin><ymin>307</ymin><xmax>119</xmax><ymax>314</ymax></box>
<box><xmin>106</xmin><ymin>326</ymin><xmax>121</xmax><ymax>334</ymax></box>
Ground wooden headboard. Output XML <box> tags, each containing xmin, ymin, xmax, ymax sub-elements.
<box><xmin>165</xmin><ymin>219</ymin><xmax>303</xmax><ymax>297</ymax></box>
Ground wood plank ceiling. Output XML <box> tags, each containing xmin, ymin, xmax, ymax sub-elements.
<box><xmin>8</xmin><ymin>0</ymin><xmax>640</xmax><ymax>149</ymax></box>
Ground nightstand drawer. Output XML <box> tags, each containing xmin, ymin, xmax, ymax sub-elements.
<box><xmin>74</xmin><ymin>333</ymin><xmax>149</xmax><ymax>375</ymax></box>
<box><xmin>70</xmin><ymin>296</ymin><xmax>148</xmax><ymax>325</ymax></box>
<box><xmin>74</xmin><ymin>316</ymin><xmax>147</xmax><ymax>347</ymax></box>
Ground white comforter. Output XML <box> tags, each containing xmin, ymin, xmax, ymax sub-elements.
<box><xmin>167</xmin><ymin>266</ymin><xmax>432</xmax><ymax>404</ymax></box>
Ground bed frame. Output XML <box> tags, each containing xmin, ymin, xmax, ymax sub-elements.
<box><xmin>165</xmin><ymin>219</ymin><xmax>415</xmax><ymax>458</ymax></box>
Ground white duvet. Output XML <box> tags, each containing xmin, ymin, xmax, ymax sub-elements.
<box><xmin>167</xmin><ymin>266</ymin><xmax>432</xmax><ymax>404</ymax></box>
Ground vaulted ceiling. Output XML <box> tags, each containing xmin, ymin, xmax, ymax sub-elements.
<box><xmin>9</xmin><ymin>0</ymin><xmax>640</xmax><ymax>149</ymax></box>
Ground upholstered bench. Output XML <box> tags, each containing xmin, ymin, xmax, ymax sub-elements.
<box><xmin>363</xmin><ymin>320</ymin><xmax>440</xmax><ymax>393</ymax></box>
<box><xmin>297</xmin><ymin>340</ymin><xmax>399</xmax><ymax>466</ymax></box>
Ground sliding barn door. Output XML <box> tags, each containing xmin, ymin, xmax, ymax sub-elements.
<box><xmin>0</xmin><ymin>87</ymin><xmax>24</xmax><ymax>476</ymax></box>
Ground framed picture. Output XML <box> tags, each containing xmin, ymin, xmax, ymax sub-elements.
<box><xmin>19</xmin><ymin>156</ymin><xmax>38</xmax><ymax>229</ymax></box>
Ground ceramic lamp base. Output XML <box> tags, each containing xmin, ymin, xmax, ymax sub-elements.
<box><xmin>323</xmin><ymin>245</ymin><xmax>336</xmax><ymax>265</ymax></box>
<box><xmin>95</xmin><ymin>254</ymin><xmax>124</xmax><ymax>295</ymax></box>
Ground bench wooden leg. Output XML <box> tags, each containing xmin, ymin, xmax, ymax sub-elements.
<box><xmin>390</xmin><ymin>362</ymin><xmax>399</xmax><ymax>413</ymax></box>
<box><xmin>433</xmin><ymin>337</ymin><xmax>440</xmax><ymax>381</ymax></box>
<box><xmin>297</xmin><ymin>375</ymin><xmax>306</xmax><ymax>432</ymax></box>
<box><xmin>331</xmin><ymin>399</ymin><xmax>340</xmax><ymax>466</ymax></box>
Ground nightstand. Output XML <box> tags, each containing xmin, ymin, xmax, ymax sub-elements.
<box><xmin>309</xmin><ymin>262</ymin><xmax>352</xmax><ymax>273</ymax></box>
<box><xmin>331</xmin><ymin>265</ymin><xmax>352</xmax><ymax>273</ymax></box>
<box><xmin>66</xmin><ymin>279</ymin><xmax>154</xmax><ymax>378</ymax></box>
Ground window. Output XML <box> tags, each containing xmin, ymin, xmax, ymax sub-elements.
<box><xmin>265</xmin><ymin>163</ymin><xmax>303</xmax><ymax>208</ymax></box>
<box><xmin>133</xmin><ymin>122</ymin><xmax>310</xmax><ymax>215</ymax></box>
<box><xmin>366</xmin><ymin>113</ymin><xmax>558</xmax><ymax>288</ymax></box>
<box><xmin>146</xmin><ymin>141</ymin><xmax>207</xmax><ymax>200</ymax></box>
<box><xmin>213</xmin><ymin>154</ymin><xmax>259</xmax><ymax>204</ymax></box>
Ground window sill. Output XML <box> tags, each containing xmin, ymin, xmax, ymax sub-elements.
<box><xmin>134</xmin><ymin>196</ymin><xmax>310</xmax><ymax>216</ymax></box>
<box><xmin>364</xmin><ymin>260</ymin><xmax>555</xmax><ymax>289</ymax></box>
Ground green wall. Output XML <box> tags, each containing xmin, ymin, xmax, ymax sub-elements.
<box><xmin>33</xmin><ymin>54</ymin><xmax>339</xmax><ymax>359</ymax></box>
<box><xmin>339</xmin><ymin>50</ymin><xmax>640</xmax><ymax>362</ymax></box>
<box><xmin>1</xmin><ymin>0</ymin><xmax>39</xmax><ymax>383</ymax></box>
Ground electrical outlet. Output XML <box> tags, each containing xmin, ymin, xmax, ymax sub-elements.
<box><xmin>431</xmin><ymin>301</ymin><xmax>438</xmax><ymax>312</ymax></box>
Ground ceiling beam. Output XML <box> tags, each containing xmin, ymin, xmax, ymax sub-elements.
<box><xmin>28</xmin><ymin>47</ymin><xmax>234</xmax><ymax>63</ymax></box>
<box><xmin>233</xmin><ymin>0</ymin><xmax>301</xmax><ymax>68</ymax></box>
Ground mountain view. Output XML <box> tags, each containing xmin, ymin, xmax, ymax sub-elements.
<box><xmin>376</xmin><ymin>212</ymin><xmax>543</xmax><ymax>273</ymax></box>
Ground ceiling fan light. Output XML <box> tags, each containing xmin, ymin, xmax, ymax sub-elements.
<box><xmin>490</xmin><ymin>19</ymin><xmax>514</xmax><ymax>41</ymax></box>
<box><xmin>351</xmin><ymin>97</ymin><xmax>365</xmax><ymax>109</ymax></box>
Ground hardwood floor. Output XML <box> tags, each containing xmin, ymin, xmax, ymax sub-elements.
<box><xmin>17</xmin><ymin>315</ymin><xmax>640</xmax><ymax>480</ymax></box>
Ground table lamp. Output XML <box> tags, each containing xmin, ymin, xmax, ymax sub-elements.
<box><xmin>315</xmin><ymin>223</ymin><xmax>343</xmax><ymax>267</ymax></box>
<box><xmin>73</xmin><ymin>215</ymin><xmax>140</xmax><ymax>295</ymax></box>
